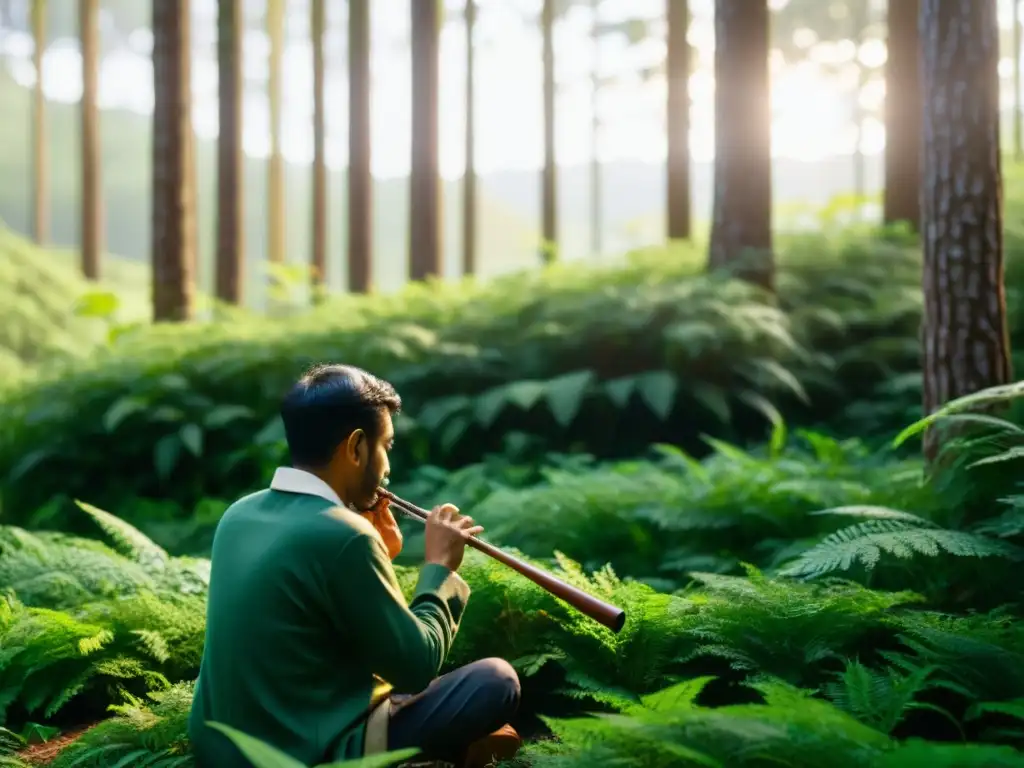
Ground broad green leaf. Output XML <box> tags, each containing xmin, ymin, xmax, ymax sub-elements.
<box><xmin>203</xmin><ymin>405</ymin><xmax>256</xmax><ymax>429</ymax></box>
<box><xmin>604</xmin><ymin>376</ymin><xmax>636</xmax><ymax>407</ymax></box>
<box><xmin>545</xmin><ymin>370</ymin><xmax>595</xmax><ymax>427</ymax></box>
<box><xmin>473</xmin><ymin>386</ymin><xmax>514</xmax><ymax>429</ymax></box>
<box><xmin>255</xmin><ymin>417</ymin><xmax>286</xmax><ymax>445</ymax></box>
<box><xmin>154</xmin><ymin>434</ymin><xmax>181</xmax><ymax>481</ymax></box>
<box><xmin>418</xmin><ymin>395</ymin><xmax>471</xmax><ymax>431</ymax></box>
<box><xmin>691</xmin><ymin>383</ymin><xmax>730</xmax><ymax>424</ymax></box>
<box><xmin>502</xmin><ymin>380</ymin><xmax>549</xmax><ymax>410</ymax></box>
<box><xmin>103</xmin><ymin>397</ymin><xmax>147</xmax><ymax>432</ymax></box>
<box><xmin>634</xmin><ymin>370</ymin><xmax>677</xmax><ymax>420</ymax></box>
<box><xmin>206</xmin><ymin>723</ymin><xmax>420</xmax><ymax>768</ymax></box>
<box><xmin>179</xmin><ymin>424</ymin><xmax>204</xmax><ymax>457</ymax></box>
<box><xmin>204</xmin><ymin>723</ymin><xmax>307</xmax><ymax>768</ymax></box>
<box><xmin>440</xmin><ymin>413</ymin><xmax>471</xmax><ymax>454</ymax></box>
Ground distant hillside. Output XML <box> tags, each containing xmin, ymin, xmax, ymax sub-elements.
<box><xmin>0</xmin><ymin>73</ymin><xmax>541</xmax><ymax>306</ymax></box>
<box><xmin>0</xmin><ymin>71</ymin><xmax>888</xmax><ymax>307</ymax></box>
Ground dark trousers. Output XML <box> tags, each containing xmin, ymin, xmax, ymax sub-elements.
<box><xmin>386</xmin><ymin>658</ymin><xmax>521</xmax><ymax>762</ymax></box>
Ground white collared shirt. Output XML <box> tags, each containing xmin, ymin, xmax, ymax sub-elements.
<box><xmin>269</xmin><ymin>466</ymin><xmax>344</xmax><ymax>507</ymax></box>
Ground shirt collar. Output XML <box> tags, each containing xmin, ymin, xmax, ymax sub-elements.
<box><xmin>270</xmin><ymin>466</ymin><xmax>343</xmax><ymax>507</ymax></box>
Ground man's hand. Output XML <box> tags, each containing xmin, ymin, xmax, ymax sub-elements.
<box><xmin>362</xmin><ymin>496</ymin><xmax>403</xmax><ymax>561</ymax></box>
<box><xmin>423</xmin><ymin>503</ymin><xmax>484</xmax><ymax>572</ymax></box>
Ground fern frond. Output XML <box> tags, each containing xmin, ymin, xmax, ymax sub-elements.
<box><xmin>778</xmin><ymin>520</ymin><xmax>1023</xmax><ymax>579</ymax></box>
<box><xmin>74</xmin><ymin>499</ymin><xmax>170</xmax><ymax>571</ymax></box>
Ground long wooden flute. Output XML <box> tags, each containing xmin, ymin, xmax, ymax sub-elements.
<box><xmin>378</xmin><ymin>488</ymin><xmax>627</xmax><ymax>634</ymax></box>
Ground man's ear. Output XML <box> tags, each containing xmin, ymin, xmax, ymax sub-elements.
<box><xmin>343</xmin><ymin>429</ymin><xmax>366</xmax><ymax>464</ymax></box>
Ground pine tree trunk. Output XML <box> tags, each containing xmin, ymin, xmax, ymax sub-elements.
<box><xmin>215</xmin><ymin>0</ymin><xmax>244</xmax><ymax>304</ymax></box>
<box><xmin>31</xmin><ymin>0</ymin><xmax>47</xmax><ymax>245</ymax></box>
<box><xmin>409</xmin><ymin>0</ymin><xmax>442</xmax><ymax>281</ymax></box>
<box><xmin>589</xmin><ymin>0</ymin><xmax>601</xmax><ymax>256</ymax></box>
<box><xmin>883</xmin><ymin>0</ymin><xmax>921</xmax><ymax>230</ymax></box>
<box><xmin>80</xmin><ymin>0</ymin><xmax>101</xmax><ymax>280</ymax></box>
<box><xmin>540</xmin><ymin>0</ymin><xmax>557</xmax><ymax>263</ymax></box>
<box><xmin>1014</xmin><ymin>0</ymin><xmax>1022</xmax><ymax>162</ymax></box>
<box><xmin>311</xmin><ymin>0</ymin><xmax>327</xmax><ymax>294</ymax></box>
<box><xmin>267</xmin><ymin>0</ymin><xmax>285</xmax><ymax>267</ymax></box>
<box><xmin>920</xmin><ymin>0</ymin><xmax>1012</xmax><ymax>461</ymax></box>
<box><xmin>666</xmin><ymin>0</ymin><xmax>690</xmax><ymax>241</ymax></box>
<box><xmin>151</xmin><ymin>0</ymin><xmax>196</xmax><ymax>323</ymax></box>
<box><xmin>462</xmin><ymin>0</ymin><xmax>477</xmax><ymax>275</ymax></box>
<box><xmin>348</xmin><ymin>0</ymin><xmax>372</xmax><ymax>293</ymax></box>
<box><xmin>708</xmin><ymin>0</ymin><xmax>772</xmax><ymax>292</ymax></box>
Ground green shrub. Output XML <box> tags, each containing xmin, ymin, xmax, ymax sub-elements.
<box><xmin>7</xmin><ymin>229</ymin><xmax>1019</xmax><ymax>530</ymax></box>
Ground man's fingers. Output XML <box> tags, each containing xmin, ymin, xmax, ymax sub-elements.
<box><xmin>461</xmin><ymin>525</ymin><xmax>485</xmax><ymax>538</ymax></box>
<box><xmin>454</xmin><ymin>514</ymin><xmax>476</xmax><ymax>529</ymax></box>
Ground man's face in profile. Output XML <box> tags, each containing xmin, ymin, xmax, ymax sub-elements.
<box><xmin>351</xmin><ymin>409</ymin><xmax>394</xmax><ymax>511</ymax></box>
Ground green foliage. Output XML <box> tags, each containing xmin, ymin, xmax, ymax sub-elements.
<box><xmin>6</xmin><ymin>229</ymin><xmax>1014</xmax><ymax>529</ymax></box>
<box><xmin>395</xmin><ymin>428</ymin><xmax>939</xmax><ymax>591</ymax></box>
<box><xmin>0</xmin><ymin>229</ymin><xmax>110</xmax><ymax>386</ymax></box>
<box><xmin>777</xmin><ymin>507</ymin><xmax>1024</xmax><ymax>581</ymax></box>
<box><xmin>206</xmin><ymin>723</ymin><xmax>419</xmax><ymax>768</ymax></box>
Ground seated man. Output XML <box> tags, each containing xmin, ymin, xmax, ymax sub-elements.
<box><xmin>188</xmin><ymin>364</ymin><xmax>521</xmax><ymax>768</ymax></box>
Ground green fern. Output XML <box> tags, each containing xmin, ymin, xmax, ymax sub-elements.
<box><xmin>777</xmin><ymin>507</ymin><xmax>1023</xmax><ymax>579</ymax></box>
<box><xmin>823</xmin><ymin>658</ymin><xmax>957</xmax><ymax>735</ymax></box>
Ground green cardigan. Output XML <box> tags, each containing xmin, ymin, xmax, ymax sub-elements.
<box><xmin>188</xmin><ymin>469</ymin><xmax>471</xmax><ymax>768</ymax></box>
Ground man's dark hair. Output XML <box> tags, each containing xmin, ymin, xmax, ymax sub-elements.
<box><xmin>280</xmin><ymin>364</ymin><xmax>401</xmax><ymax>468</ymax></box>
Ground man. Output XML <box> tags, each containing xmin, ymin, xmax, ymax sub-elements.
<box><xmin>188</xmin><ymin>364</ymin><xmax>521</xmax><ymax>768</ymax></box>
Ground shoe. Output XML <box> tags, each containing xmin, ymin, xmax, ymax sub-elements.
<box><xmin>457</xmin><ymin>724</ymin><xmax>522</xmax><ymax>768</ymax></box>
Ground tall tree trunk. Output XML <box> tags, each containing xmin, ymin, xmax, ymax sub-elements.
<box><xmin>348</xmin><ymin>0</ymin><xmax>372</xmax><ymax>293</ymax></box>
<box><xmin>1014</xmin><ymin>0</ymin><xmax>1022</xmax><ymax>162</ymax></box>
<box><xmin>31</xmin><ymin>0</ymin><xmax>47</xmax><ymax>245</ymax></box>
<box><xmin>666</xmin><ymin>0</ymin><xmax>690</xmax><ymax>241</ymax></box>
<box><xmin>589</xmin><ymin>0</ymin><xmax>601</xmax><ymax>256</ymax></box>
<box><xmin>462</xmin><ymin>0</ymin><xmax>477</xmax><ymax>276</ymax></box>
<box><xmin>215</xmin><ymin>0</ymin><xmax>244</xmax><ymax>304</ymax></box>
<box><xmin>80</xmin><ymin>0</ymin><xmax>101</xmax><ymax>280</ymax></box>
<box><xmin>409</xmin><ymin>0</ymin><xmax>442</xmax><ymax>281</ymax></box>
<box><xmin>883</xmin><ymin>0</ymin><xmax>921</xmax><ymax>230</ymax></box>
<box><xmin>540</xmin><ymin>0</ymin><xmax>556</xmax><ymax>263</ymax></box>
<box><xmin>851</xmin><ymin>0</ymin><xmax>868</xmax><ymax>211</ymax></box>
<box><xmin>920</xmin><ymin>0</ymin><xmax>1012</xmax><ymax>461</ymax></box>
<box><xmin>708</xmin><ymin>0</ymin><xmax>772</xmax><ymax>291</ymax></box>
<box><xmin>151</xmin><ymin>0</ymin><xmax>196</xmax><ymax>322</ymax></box>
<box><xmin>267</xmin><ymin>0</ymin><xmax>286</xmax><ymax>268</ymax></box>
<box><xmin>311</xmin><ymin>0</ymin><xmax>327</xmax><ymax>295</ymax></box>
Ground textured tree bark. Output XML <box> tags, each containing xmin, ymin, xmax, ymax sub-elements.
<box><xmin>883</xmin><ymin>0</ymin><xmax>921</xmax><ymax>230</ymax></box>
<box><xmin>920</xmin><ymin>0</ymin><xmax>1012</xmax><ymax>461</ymax></box>
<box><xmin>311</xmin><ymin>0</ymin><xmax>327</xmax><ymax>294</ymax></box>
<box><xmin>348</xmin><ymin>0</ymin><xmax>372</xmax><ymax>293</ymax></box>
<box><xmin>32</xmin><ymin>0</ymin><xmax>47</xmax><ymax>245</ymax></box>
<box><xmin>708</xmin><ymin>0</ymin><xmax>772</xmax><ymax>292</ymax></box>
<box><xmin>215</xmin><ymin>0</ymin><xmax>244</xmax><ymax>304</ymax></box>
<box><xmin>151</xmin><ymin>0</ymin><xmax>196</xmax><ymax>322</ymax></box>
<box><xmin>540</xmin><ymin>0</ymin><xmax>557</xmax><ymax>263</ymax></box>
<box><xmin>80</xmin><ymin>0</ymin><xmax>101</xmax><ymax>281</ymax></box>
<box><xmin>463</xmin><ymin>0</ymin><xmax>477</xmax><ymax>275</ymax></box>
<box><xmin>409</xmin><ymin>0</ymin><xmax>442</xmax><ymax>281</ymax></box>
<box><xmin>666</xmin><ymin>0</ymin><xmax>690</xmax><ymax>241</ymax></box>
<box><xmin>589</xmin><ymin>0</ymin><xmax>601</xmax><ymax>256</ymax></box>
<box><xmin>266</xmin><ymin>0</ymin><xmax>285</xmax><ymax>268</ymax></box>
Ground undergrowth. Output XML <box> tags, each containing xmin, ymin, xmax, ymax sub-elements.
<box><xmin>2</xmin><ymin>381</ymin><xmax>1024</xmax><ymax>764</ymax></box>
<box><xmin>6</xmin><ymin>227</ymin><xmax>1024</xmax><ymax>529</ymax></box>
